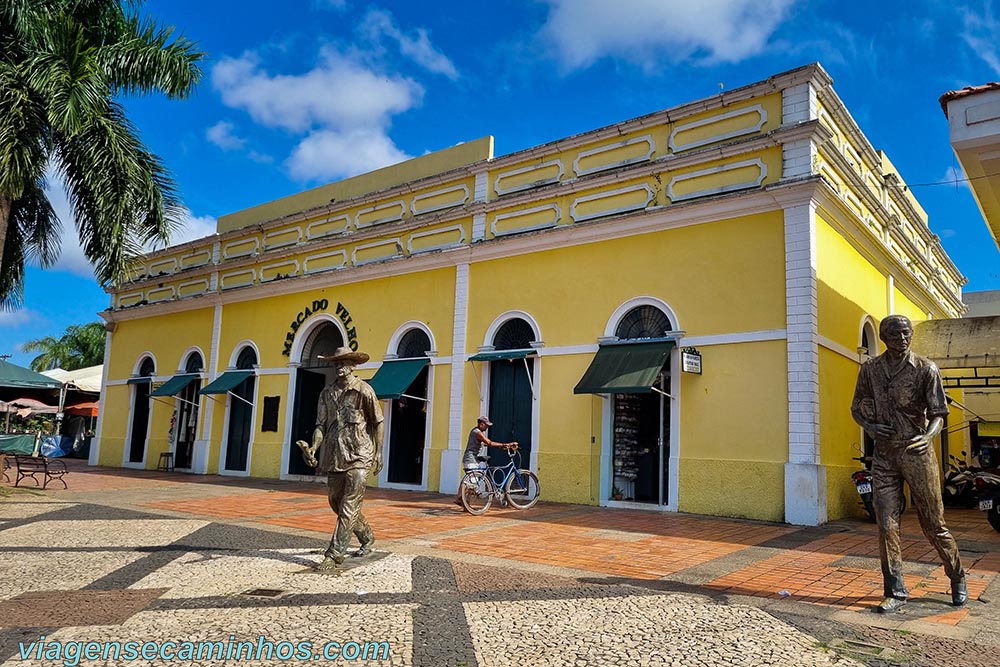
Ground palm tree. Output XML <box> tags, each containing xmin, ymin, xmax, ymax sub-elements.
<box><xmin>0</xmin><ymin>0</ymin><xmax>203</xmax><ymax>310</ymax></box>
<box><xmin>22</xmin><ymin>321</ymin><xmax>106</xmax><ymax>370</ymax></box>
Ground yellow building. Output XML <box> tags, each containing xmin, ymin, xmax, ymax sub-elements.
<box><xmin>92</xmin><ymin>63</ymin><xmax>965</xmax><ymax>525</ymax></box>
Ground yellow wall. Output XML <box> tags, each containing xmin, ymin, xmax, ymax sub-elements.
<box><xmin>816</xmin><ymin>216</ymin><xmax>887</xmax><ymax>347</ymax></box>
<box><xmin>106</xmin><ymin>308</ymin><xmax>214</xmax><ymax>379</ymax></box>
<box><xmin>677</xmin><ymin>339</ymin><xmax>788</xmax><ymax>521</ymax></box>
<box><xmin>467</xmin><ymin>211</ymin><xmax>786</xmax><ymax>351</ymax></box>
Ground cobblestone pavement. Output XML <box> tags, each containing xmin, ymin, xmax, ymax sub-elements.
<box><xmin>1</xmin><ymin>461</ymin><xmax>998</xmax><ymax>666</ymax></box>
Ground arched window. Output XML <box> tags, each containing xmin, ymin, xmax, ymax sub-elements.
<box><xmin>615</xmin><ymin>305</ymin><xmax>671</xmax><ymax>340</ymax></box>
<box><xmin>493</xmin><ymin>318</ymin><xmax>534</xmax><ymax>350</ymax></box>
<box><xmin>236</xmin><ymin>347</ymin><xmax>257</xmax><ymax>370</ymax></box>
<box><xmin>184</xmin><ymin>352</ymin><xmax>203</xmax><ymax>374</ymax></box>
<box><xmin>301</xmin><ymin>322</ymin><xmax>345</xmax><ymax>367</ymax></box>
<box><xmin>397</xmin><ymin>329</ymin><xmax>431</xmax><ymax>358</ymax></box>
<box><xmin>138</xmin><ymin>357</ymin><xmax>155</xmax><ymax>377</ymax></box>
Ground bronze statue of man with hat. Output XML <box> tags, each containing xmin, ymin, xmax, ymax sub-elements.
<box><xmin>297</xmin><ymin>346</ymin><xmax>384</xmax><ymax>572</ymax></box>
<box><xmin>851</xmin><ymin>314</ymin><xmax>966</xmax><ymax>613</ymax></box>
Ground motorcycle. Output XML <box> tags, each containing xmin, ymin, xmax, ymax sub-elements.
<box><xmin>851</xmin><ymin>449</ymin><xmax>875</xmax><ymax>522</ymax></box>
<box><xmin>974</xmin><ymin>469</ymin><xmax>1000</xmax><ymax>533</ymax></box>
<box><xmin>943</xmin><ymin>450</ymin><xmax>978</xmax><ymax>509</ymax></box>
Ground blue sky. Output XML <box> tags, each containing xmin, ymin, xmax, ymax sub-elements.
<box><xmin>4</xmin><ymin>0</ymin><xmax>1000</xmax><ymax>368</ymax></box>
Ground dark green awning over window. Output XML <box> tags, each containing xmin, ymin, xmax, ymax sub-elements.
<box><xmin>467</xmin><ymin>349</ymin><xmax>537</xmax><ymax>362</ymax></box>
<box><xmin>199</xmin><ymin>370</ymin><xmax>253</xmax><ymax>395</ymax></box>
<box><xmin>126</xmin><ymin>376</ymin><xmax>152</xmax><ymax>385</ymax></box>
<box><xmin>574</xmin><ymin>341</ymin><xmax>674</xmax><ymax>394</ymax></box>
<box><xmin>367</xmin><ymin>358</ymin><xmax>429</xmax><ymax>399</ymax></box>
<box><xmin>150</xmin><ymin>374</ymin><xmax>198</xmax><ymax>397</ymax></box>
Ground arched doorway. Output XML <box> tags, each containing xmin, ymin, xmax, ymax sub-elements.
<box><xmin>611</xmin><ymin>305</ymin><xmax>672</xmax><ymax>505</ymax></box>
<box><xmin>174</xmin><ymin>352</ymin><xmax>203</xmax><ymax>469</ymax></box>
<box><xmin>487</xmin><ymin>318</ymin><xmax>535</xmax><ymax>468</ymax></box>
<box><xmin>288</xmin><ymin>321</ymin><xmax>344</xmax><ymax>476</ymax></box>
<box><xmin>386</xmin><ymin>328</ymin><xmax>431</xmax><ymax>484</ymax></box>
<box><xmin>223</xmin><ymin>347</ymin><xmax>256</xmax><ymax>473</ymax></box>
<box><xmin>127</xmin><ymin>357</ymin><xmax>155</xmax><ymax>465</ymax></box>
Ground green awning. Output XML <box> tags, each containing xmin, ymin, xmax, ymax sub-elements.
<box><xmin>0</xmin><ymin>359</ymin><xmax>62</xmax><ymax>390</ymax></box>
<box><xmin>150</xmin><ymin>374</ymin><xmax>199</xmax><ymax>397</ymax></box>
<box><xmin>574</xmin><ymin>341</ymin><xmax>674</xmax><ymax>394</ymax></box>
<box><xmin>367</xmin><ymin>358</ymin><xmax>429</xmax><ymax>399</ymax></box>
<box><xmin>468</xmin><ymin>349</ymin><xmax>537</xmax><ymax>362</ymax></box>
<box><xmin>199</xmin><ymin>370</ymin><xmax>253</xmax><ymax>395</ymax></box>
<box><xmin>126</xmin><ymin>376</ymin><xmax>153</xmax><ymax>385</ymax></box>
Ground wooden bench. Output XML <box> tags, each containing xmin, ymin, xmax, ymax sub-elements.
<box><xmin>12</xmin><ymin>454</ymin><xmax>68</xmax><ymax>489</ymax></box>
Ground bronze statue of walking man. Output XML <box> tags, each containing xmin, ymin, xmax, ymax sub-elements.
<box><xmin>851</xmin><ymin>315</ymin><xmax>966</xmax><ymax>613</ymax></box>
<box><xmin>297</xmin><ymin>347</ymin><xmax>383</xmax><ymax>573</ymax></box>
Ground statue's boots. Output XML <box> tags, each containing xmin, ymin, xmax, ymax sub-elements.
<box><xmin>952</xmin><ymin>575</ymin><xmax>968</xmax><ymax>607</ymax></box>
<box><xmin>876</xmin><ymin>597</ymin><xmax>907</xmax><ymax>614</ymax></box>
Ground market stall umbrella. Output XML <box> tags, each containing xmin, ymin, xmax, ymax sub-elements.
<box><xmin>64</xmin><ymin>401</ymin><xmax>99</xmax><ymax>418</ymax></box>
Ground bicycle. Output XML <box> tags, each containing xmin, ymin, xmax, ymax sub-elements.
<box><xmin>460</xmin><ymin>444</ymin><xmax>540</xmax><ymax>515</ymax></box>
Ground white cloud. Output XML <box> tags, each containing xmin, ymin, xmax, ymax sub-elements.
<box><xmin>313</xmin><ymin>0</ymin><xmax>347</xmax><ymax>10</ymax></box>
<box><xmin>41</xmin><ymin>169</ymin><xmax>217</xmax><ymax>278</ymax></box>
<box><xmin>164</xmin><ymin>209</ymin><xmax>219</xmax><ymax>249</ymax></box>
<box><xmin>286</xmin><ymin>128</ymin><xmax>410</xmax><ymax>181</ymax></box>
<box><xmin>539</xmin><ymin>0</ymin><xmax>798</xmax><ymax>70</ymax></box>
<box><xmin>942</xmin><ymin>165</ymin><xmax>971</xmax><ymax>190</ymax></box>
<box><xmin>206</xmin><ymin>120</ymin><xmax>247</xmax><ymax>151</ymax></box>
<box><xmin>962</xmin><ymin>4</ymin><xmax>1000</xmax><ymax>76</ymax></box>
<box><xmin>360</xmin><ymin>9</ymin><xmax>459</xmax><ymax>80</ymax></box>
<box><xmin>212</xmin><ymin>49</ymin><xmax>422</xmax><ymax>133</ymax></box>
<box><xmin>0</xmin><ymin>309</ymin><xmax>39</xmax><ymax>326</ymax></box>
<box><xmin>212</xmin><ymin>47</ymin><xmax>422</xmax><ymax>181</ymax></box>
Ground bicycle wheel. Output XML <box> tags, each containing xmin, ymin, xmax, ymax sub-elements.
<box><xmin>504</xmin><ymin>470</ymin><xmax>540</xmax><ymax>509</ymax></box>
<box><xmin>461</xmin><ymin>470</ymin><xmax>494</xmax><ymax>515</ymax></box>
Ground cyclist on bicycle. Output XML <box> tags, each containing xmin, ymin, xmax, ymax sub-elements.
<box><xmin>454</xmin><ymin>416</ymin><xmax>517</xmax><ymax>506</ymax></box>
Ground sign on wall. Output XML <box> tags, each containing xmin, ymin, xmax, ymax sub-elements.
<box><xmin>681</xmin><ymin>347</ymin><xmax>702</xmax><ymax>374</ymax></box>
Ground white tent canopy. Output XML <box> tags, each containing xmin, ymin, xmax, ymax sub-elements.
<box><xmin>42</xmin><ymin>365</ymin><xmax>103</xmax><ymax>393</ymax></box>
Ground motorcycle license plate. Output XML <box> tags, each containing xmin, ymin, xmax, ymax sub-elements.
<box><xmin>981</xmin><ymin>498</ymin><xmax>994</xmax><ymax>511</ymax></box>
<box><xmin>856</xmin><ymin>482</ymin><xmax>872</xmax><ymax>494</ymax></box>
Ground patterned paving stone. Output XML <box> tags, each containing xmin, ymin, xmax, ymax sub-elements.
<box><xmin>0</xmin><ymin>519</ymin><xmax>207</xmax><ymax>548</ymax></box>
<box><xmin>0</xmin><ymin>500</ymin><xmax>77</xmax><ymax>520</ymax></box>
<box><xmin>0</xmin><ymin>551</ymin><xmax>149</xmax><ymax>600</ymax></box>
<box><xmin>465</xmin><ymin>594</ymin><xmax>862</xmax><ymax>667</ymax></box>
<box><xmin>131</xmin><ymin>549</ymin><xmax>414</xmax><ymax>598</ymax></box>
<box><xmin>0</xmin><ymin>589</ymin><xmax>168</xmax><ymax>628</ymax></box>
<box><xmin>4</xmin><ymin>604</ymin><xmax>414</xmax><ymax>666</ymax></box>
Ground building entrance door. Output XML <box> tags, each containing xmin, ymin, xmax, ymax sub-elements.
<box><xmin>488</xmin><ymin>358</ymin><xmax>533</xmax><ymax>468</ymax></box>
<box><xmin>387</xmin><ymin>365</ymin><xmax>428</xmax><ymax>484</ymax></box>
<box><xmin>128</xmin><ymin>381</ymin><xmax>150</xmax><ymax>464</ymax></box>
<box><xmin>289</xmin><ymin>369</ymin><xmax>326</xmax><ymax>476</ymax></box>
<box><xmin>612</xmin><ymin>373</ymin><xmax>668</xmax><ymax>504</ymax></box>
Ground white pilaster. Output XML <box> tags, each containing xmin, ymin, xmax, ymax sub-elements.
<box><xmin>473</xmin><ymin>170</ymin><xmax>489</xmax><ymax>202</ymax></box>
<box><xmin>89</xmin><ymin>328</ymin><xmax>114</xmax><ymax>466</ymax></box>
<box><xmin>783</xmin><ymin>201</ymin><xmax>826</xmax><ymax>525</ymax></box>
<box><xmin>472</xmin><ymin>213</ymin><xmax>486</xmax><ymax>242</ymax></box>
<box><xmin>781</xmin><ymin>138</ymin><xmax>816</xmax><ymax>180</ymax></box>
<box><xmin>440</xmin><ymin>263</ymin><xmax>470</xmax><ymax>494</ymax></box>
<box><xmin>781</xmin><ymin>82</ymin><xmax>818</xmax><ymax>125</ymax></box>
<box><xmin>192</xmin><ymin>302</ymin><xmax>224</xmax><ymax>475</ymax></box>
